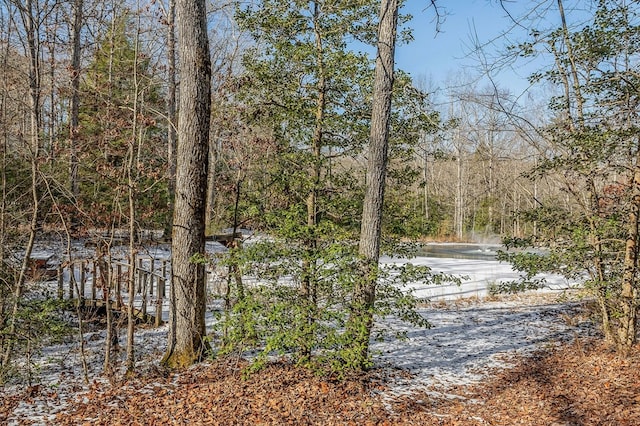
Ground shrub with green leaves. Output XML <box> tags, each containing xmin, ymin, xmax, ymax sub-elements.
<box><xmin>213</xmin><ymin>238</ymin><xmax>460</xmax><ymax>376</ymax></box>
<box><xmin>0</xmin><ymin>288</ymin><xmax>73</xmax><ymax>384</ymax></box>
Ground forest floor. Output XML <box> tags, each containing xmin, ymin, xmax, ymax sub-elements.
<box><xmin>2</xmin><ymin>292</ymin><xmax>639</xmax><ymax>425</ymax></box>
<box><xmin>2</xmin><ymin>336</ymin><xmax>639</xmax><ymax>425</ymax></box>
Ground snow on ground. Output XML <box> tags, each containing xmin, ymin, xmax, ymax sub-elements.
<box><xmin>2</xmin><ymin>242</ymin><xmax>593</xmax><ymax>424</ymax></box>
<box><xmin>374</xmin><ymin>245</ymin><xmax>587</xmax><ymax>399</ymax></box>
<box><xmin>373</xmin><ymin>296</ymin><xmax>590</xmax><ymax>402</ymax></box>
<box><xmin>381</xmin><ymin>243</ymin><xmax>576</xmax><ymax>301</ymax></box>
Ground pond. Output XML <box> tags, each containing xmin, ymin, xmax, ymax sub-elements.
<box><xmin>382</xmin><ymin>243</ymin><xmax>572</xmax><ymax>301</ymax></box>
<box><xmin>418</xmin><ymin>243</ymin><xmax>502</xmax><ymax>260</ymax></box>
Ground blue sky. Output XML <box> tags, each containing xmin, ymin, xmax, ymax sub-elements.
<box><xmin>395</xmin><ymin>0</ymin><xmax>554</xmax><ymax>94</ymax></box>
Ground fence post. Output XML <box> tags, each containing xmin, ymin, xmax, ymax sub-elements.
<box><xmin>162</xmin><ymin>260</ymin><xmax>168</xmax><ymax>298</ymax></box>
<box><xmin>116</xmin><ymin>263</ymin><xmax>122</xmax><ymax>309</ymax></box>
<box><xmin>80</xmin><ymin>261</ymin><xmax>86</xmax><ymax>300</ymax></box>
<box><xmin>155</xmin><ymin>272</ymin><xmax>163</xmax><ymax>327</ymax></box>
<box><xmin>142</xmin><ymin>274</ymin><xmax>148</xmax><ymax>319</ymax></box>
<box><xmin>137</xmin><ymin>256</ymin><xmax>143</xmax><ymax>293</ymax></box>
<box><xmin>57</xmin><ymin>265</ymin><xmax>64</xmax><ymax>299</ymax></box>
<box><xmin>91</xmin><ymin>260</ymin><xmax>97</xmax><ymax>301</ymax></box>
<box><xmin>149</xmin><ymin>262</ymin><xmax>155</xmax><ymax>295</ymax></box>
<box><xmin>68</xmin><ymin>262</ymin><xmax>75</xmax><ymax>299</ymax></box>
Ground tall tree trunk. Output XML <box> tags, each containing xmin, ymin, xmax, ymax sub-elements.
<box><xmin>125</xmin><ymin>11</ymin><xmax>143</xmax><ymax>375</ymax></box>
<box><xmin>347</xmin><ymin>0</ymin><xmax>398</xmax><ymax>370</ymax></box>
<box><xmin>455</xmin><ymin>148</ymin><xmax>464</xmax><ymax>239</ymax></box>
<box><xmin>45</xmin><ymin>7</ymin><xmax>58</xmax><ymax>165</ymax></box>
<box><xmin>165</xmin><ymin>0</ymin><xmax>177</xmax><ymax>240</ymax></box>
<box><xmin>0</xmin><ymin>10</ymin><xmax>10</xmax><ymax>271</ymax></box>
<box><xmin>556</xmin><ymin>0</ymin><xmax>617</xmax><ymax>344</ymax></box>
<box><xmin>2</xmin><ymin>0</ymin><xmax>42</xmax><ymax>370</ymax></box>
<box><xmin>554</xmin><ymin>0</ymin><xmax>625</xmax><ymax>347</ymax></box>
<box><xmin>617</xmin><ymin>141</ymin><xmax>640</xmax><ymax>354</ymax></box>
<box><xmin>297</xmin><ymin>2</ymin><xmax>325</xmax><ymax>360</ymax></box>
<box><xmin>68</xmin><ymin>0</ymin><xmax>83</xmax><ymax>232</ymax></box>
<box><xmin>1</xmin><ymin>3</ymin><xmax>16</xmax><ymax>377</ymax></box>
<box><xmin>101</xmin><ymin>243</ymin><xmax>119</xmax><ymax>374</ymax></box>
<box><xmin>162</xmin><ymin>0</ymin><xmax>212</xmax><ymax>369</ymax></box>
<box><xmin>422</xmin><ymin>147</ymin><xmax>429</xmax><ymax>224</ymax></box>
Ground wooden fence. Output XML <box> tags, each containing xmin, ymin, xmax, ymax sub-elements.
<box><xmin>56</xmin><ymin>256</ymin><xmax>170</xmax><ymax>327</ymax></box>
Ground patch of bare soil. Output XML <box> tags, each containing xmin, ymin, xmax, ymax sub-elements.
<box><xmin>5</xmin><ymin>336</ymin><xmax>636</xmax><ymax>426</ymax></box>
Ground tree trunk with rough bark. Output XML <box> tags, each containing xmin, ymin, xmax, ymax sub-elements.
<box><xmin>617</xmin><ymin>146</ymin><xmax>640</xmax><ymax>354</ymax></box>
<box><xmin>162</xmin><ymin>0</ymin><xmax>211</xmax><ymax>369</ymax></box>
<box><xmin>347</xmin><ymin>0</ymin><xmax>398</xmax><ymax>370</ymax></box>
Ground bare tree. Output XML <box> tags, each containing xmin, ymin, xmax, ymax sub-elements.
<box><xmin>159</xmin><ymin>0</ymin><xmax>177</xmax><ymax>240</ymax></box>
<box><xmin>205</xmin><ymin>1</ymin><xmax>247</xmax><ymax>231</ymax></box>
<box><xmin>68</xmin><ymin>0</ymin><xmax>83</xmax><ymax>231</ymax></box>
<box><xmin>125</xmin><ymin>4</ymin><xmax>143</xmax><ymax>376</ymax></box>
<box><xmin>1</xmin><ymin>0</ymin><xmax>45</xmax><ymax>370</ymax></box>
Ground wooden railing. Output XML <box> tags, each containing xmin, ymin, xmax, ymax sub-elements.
<box><xmin>57</xmin><ymin>256</ymin><xmax>170</xmax><ymax>327</ymax></box>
